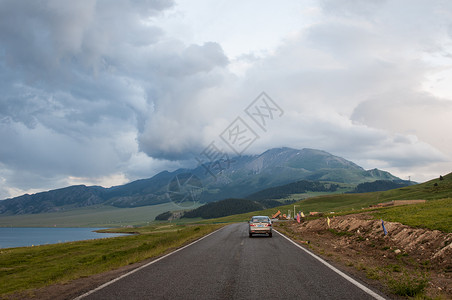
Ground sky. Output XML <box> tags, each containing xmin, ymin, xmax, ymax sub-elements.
<box><xmin>1</xmin><ymin>0</ymin><xmax>452</xmax><ymax>200</ymax></box>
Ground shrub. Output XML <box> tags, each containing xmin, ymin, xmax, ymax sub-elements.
<box><xmin>386</xmin><ymin>270</ymin><xmax>429</xmax><ymax>297</ymax></box>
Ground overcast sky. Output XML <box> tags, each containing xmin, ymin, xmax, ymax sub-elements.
<box><xmin>1</xmin><ymin>0</ymin><xmax>452</xmax><ymax>199</ymax></box>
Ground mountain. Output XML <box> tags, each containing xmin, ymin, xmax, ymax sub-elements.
<box><xmin>0</xmin><ymin>147</ymin><xmax>402</xmax><ymax>215</ymax></box>
<box><xmin>0</xmin><ymin>185</ymin><xmax>105</xmax><ymax>215</ymax></box>
<box><xmin>189</xmin><ymin>148</ymin><xmax>399</xmax><ymax>200</ymax></box>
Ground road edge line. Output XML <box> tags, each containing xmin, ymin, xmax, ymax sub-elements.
<box><xmin>73</xmin><ymin>226</ymin><xmax>226</xmax><ymax>300</ymax></box>
<box><xmin>274</xmin><ymin>229</ymin><xmax>387</xmax><ymax>300</ymax></box>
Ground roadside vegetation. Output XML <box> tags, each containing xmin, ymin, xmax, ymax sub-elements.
<box><xmin>275</xmin><ymin>213</ymin><xmax>450</xmax><ymax>299</ymax></box>
<box><xmin>0</xmin><ymin>224</ymin><xmax>223</xmax><ymax>296</ymax></box>
<box><xmin>350</xmin><ymin>261</ymin><xmax>430</xmax><ymax>297</ymax></box>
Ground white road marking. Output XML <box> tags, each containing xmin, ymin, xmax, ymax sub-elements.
<box><xmin>73</xmin><ymin>226</ymin><xmax>226</xmax><ymax>300</ymax></box>
<box><xmin>274</xmin><ymin>229</ymin><xmax>387</xmax><ymax>300</ymax></box>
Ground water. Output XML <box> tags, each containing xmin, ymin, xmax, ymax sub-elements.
<box><xmin>0</xmin><ymin>227</ymin><xmax>129</xmax><ymax>249</ymax></box>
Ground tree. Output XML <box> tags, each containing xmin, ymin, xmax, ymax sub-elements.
<box><xmin>155</xmin><ymin>211</ymin><xmax>172</xmax><ymax>221</ymax></box>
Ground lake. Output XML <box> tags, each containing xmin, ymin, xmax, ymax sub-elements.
<box><xmin>0</xmin><ymin>227</ymin><xmax>129</xmax><ymax>249</ymax></box>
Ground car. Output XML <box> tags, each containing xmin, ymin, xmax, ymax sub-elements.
<box><xmin>248</xmin><ymin>215</ymin><xmax>272</xmax><ymax>237</ymax></box>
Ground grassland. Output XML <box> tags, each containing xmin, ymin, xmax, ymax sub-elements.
<box><xmin>372</xmin><ymin>198</ymin><xmax>452</xmax><ymax>232</ymax></box>
<box><xmin>0</xmin><ymin>223</ymin><xmax>223</xmax><ymax>296</ymax></box>
<box><xmin>0</xmin><ymin>202</ymin><xmax>202</xmax><ymax>227</ymax></box>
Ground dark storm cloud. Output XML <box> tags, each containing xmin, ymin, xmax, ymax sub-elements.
<box><xmin>0</xmin><ymin>0</ymin><xmax>230</xmax><ymax>198</ymax></box>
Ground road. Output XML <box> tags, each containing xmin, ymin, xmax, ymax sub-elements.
<box><xmin>77</xmin><ymin>223</ymin><xmax>387</xmax><ymax>300</ymax></box>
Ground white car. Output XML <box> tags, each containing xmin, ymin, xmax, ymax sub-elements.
<box><xmin>248</xmin><ymin>216</ymin><xmax>272</xmax><ymax>237</ymax></box>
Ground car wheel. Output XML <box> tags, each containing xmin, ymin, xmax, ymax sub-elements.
<box><xmin>269</xmin><ymin>232</ymin><xmax>272</xmax><ymax>237</ymax></box>
<box><xmin>249</xmin><ymin>233</ymin><xmax>252</xmax><ymax>238</ymax></box>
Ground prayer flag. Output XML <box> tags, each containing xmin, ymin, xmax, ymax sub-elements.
<box><xmin>381</xmin><ymin>219</ymin><xmax>387</xmax><ymax>235</ymax></box>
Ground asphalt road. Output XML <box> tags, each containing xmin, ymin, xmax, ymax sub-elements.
<box><xmin>78</xmin><ymin>223</ymin><xmax>387</xmax><ymax>300</ymax></box>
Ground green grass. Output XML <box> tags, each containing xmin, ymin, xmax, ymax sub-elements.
<box><xmin>386</xmin><ymin>269</ymin><xmax>429</xmax><ymax>297</ymax></box>
<box><xmin>328</xmin><ymin>228</ymin><xmax>354</xmax><ymax>236</ymax></box>
<box><xmin>0</xmin><ymin>223</ymin><xmax>223</xmax><ymax>296</ymax></box>
<box><xmin>0</xmin><ymin>202</ymin><xmax>202</xmax><ymax>227</ymax></box>
<box><xmin>372</xmin><ymin>198</ymin><xmax>452</xmax><ymax>232</ymax></box>
<box><xmin>362</xmin><ymin>265</ymin><xmax>429</xmax><ymax>297</ymax></box>
<box><xmin>198</xmin><ymin>173</ymin><xmax>452</xmax><ymax>233</ymax></box>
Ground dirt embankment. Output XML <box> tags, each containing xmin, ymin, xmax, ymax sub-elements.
<box><xmin>274</xmin><ymin>213</ymin><xmax>452</xmax><ymax>299</ymax></box>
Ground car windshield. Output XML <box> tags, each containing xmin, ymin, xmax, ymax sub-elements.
<box><xmin>252</xmin><ymin>217</ymin><xmax>269</xmax><ymax>223</ymax></box>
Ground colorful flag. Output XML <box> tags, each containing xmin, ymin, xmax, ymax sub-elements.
<box><xmin>300</xmin><ymin>211</ymin><xmax>305</xmax><ymax>218</ymax></box>
<box><xmin>327</xmin><ymin>216</ymin><xmax>331</xmax><ymax>228</ymax></box>
<box><xmin>297</xmin><ymin>213</ymin><xmax>301</xmax><ymax>223</ymax></box>
<box><xmin>381</xmin><ymin>219</ymin><xmax>387</xmax><ymax>235</ymax></box>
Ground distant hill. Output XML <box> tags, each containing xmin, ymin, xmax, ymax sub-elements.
<box><xmin>349</xmin><ymin>180</ymin><xmax>414</xmax><ymax>194</ymax></box>
<box><xmin>246</xmin><ymin>180</ymin><xmax>340</xmax><ymax>201</ymax></box>
<box><xmin>0</xmin><ymin>185</ymin><xmax>105</xmax><ymax>215</ymax></box>
<box><xmin>183</xmin><ymin>198</ymin><xmax>281</xmax><ymax>219</ymax></box>
<box><xmin>154</xmin><ymin>211</ymin><xmax>173</xmax><ymax>221</ymax></box>
<box><xmin>0</xmin><ymin>147</ymin><xmax>403</xmax><ymax>215</ymax></box>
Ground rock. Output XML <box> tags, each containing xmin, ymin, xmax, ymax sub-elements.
<box><xmin>394</xmin><ymin>249</ymin><xmax>401</xmax><ymax>254</ymax></box>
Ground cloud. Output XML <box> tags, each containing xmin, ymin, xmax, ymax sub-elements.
<box><xmin>0</xmin><ymin>0</ymin><xmax>193</xmax><ymax>196</ymax></box>
<box><xmin>0</xmin><ymin>0</ymin><xmax>232</xmax><ymax>198</ymax></box>
<box><xmin>214</xmin><ymin>1</ymin><xmax>452</xmax><ymax>179</ymax></box>
<box><xmin>1</xmin><ymin>0</ymin><xmax>452</xmax><ymax>199</ymax></box>
<box><xmin>136</xmin><ymin>41</ymin><xmax>229</xmax><ymax>160</ymax></box>
<box><xmin>351</xmin><ymin>92</ymin><xmax>452</xmax><ymax>156</ymax></box>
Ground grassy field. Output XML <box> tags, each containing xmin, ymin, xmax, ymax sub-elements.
<box><xmin>0</xmin><ymin>202</ymin><xmax>202</xmax><ymax>227</ymax></box>
<box><xmin>0</xmin><ymin>223</ymin><xmax>223</xmax><ymax>296</ymax></box>
<box><xmin>372</xmin><ymin>198</ymin><xmax>452</xmax><ymax>232</ymax></box>
<box><xmin>197</xmin><ymin>173</ymin><xmax>452</xmax><ymax>231</ymax></box>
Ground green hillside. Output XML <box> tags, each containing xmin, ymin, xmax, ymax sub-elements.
<box><xmin>183</xmin><ymin>198</ymin><xmax>281</xmax><ymax>219</ymax></box>
<box><xmin>196</xmin><ymin>173</ymin><xmax>452</xmax><ymax>228</ymax></box>
<box><xmin>373</xmin><ymin>198</ymin><xmax>452</xmax><ymax>232</ymax></box>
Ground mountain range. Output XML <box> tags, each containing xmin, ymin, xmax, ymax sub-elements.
<box><xmin>0</xmin><ymin>147</ymin><xmax>403</xmax><ymax>215</ymax></box>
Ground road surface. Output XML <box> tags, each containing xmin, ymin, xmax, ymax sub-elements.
<box><xmin>77</xmin><ymin>223</ymin><xmax>387</xmax><ymax>299</ymax></box>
